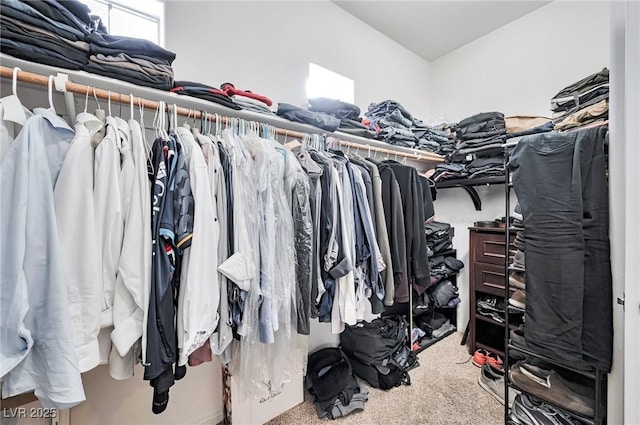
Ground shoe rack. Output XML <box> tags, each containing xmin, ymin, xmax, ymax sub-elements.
<box><xmin>501</xmin><ymin>146</ymin><xmax>608</xmax><ymax>425</ymax></box>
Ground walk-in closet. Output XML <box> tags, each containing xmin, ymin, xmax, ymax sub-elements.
<box><xmin>0</xmin><ymin>1</ymin><xmax>638</xmax><ymax>425</ymax></box>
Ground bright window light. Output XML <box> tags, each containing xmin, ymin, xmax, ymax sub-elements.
<box><xmin>306</xmin><ymin>63</ymin><xmax>355</xmax><ymax>104</ymax></box>
<box><xmin>83</xmin><ymin>0</ymin><xmax>162</xmax><ymax>45</ymax></box>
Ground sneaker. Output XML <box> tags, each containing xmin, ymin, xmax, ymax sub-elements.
<box><xmin>477</xmin><ymin>296</ymin><xmax>506</xmax><ymax>313</ymax></box>
<box><xmin>509</xmin><ymin>271</ymin><xmax>526</xmax><ymax>289</ymax></box>
<box><xmin>514</xmin><ymin>231</ymin><xmax>526</xmax><ymax>251</ymax></box>
<box><xmin>510</xmin><ymin>250</ymin><xmax>526</xmax><ymax>271</ymax></box>
<box><xmin>510</xmin><ymin>327</ymin><xmax>528</xmax><ymax>350</ymax></box>
<box><xmin>511</xmin><ymin>393</ymin><xmax>586</xmax><ymax>425</ymax></box>
<box><xmin>513</xmin><ymin>203</ymin><xmax>523</xmax><ymax>221</ymax></box>
<box><xmin>472</xmin><ymin>349</ymin><xmax>489</xmax><ymax>367</ymax></box>
<box><xmin>478</xmin><ymin>364</ymin><xmax>518</xmax><ymax>406</ymax></box>
<box><xmin>509</xmin><ymin>289</ymin><xmax>526</xmax><ymax>309</ymax></box>
<box><xmin>486</xmin><ymin>352</ymin><xmax>504</xmax><ymax>370</ymax></box>
<box><xmin>509</xmin><ymin>363</ymin><xmax>595</xmax><ymax>418</ymax></box>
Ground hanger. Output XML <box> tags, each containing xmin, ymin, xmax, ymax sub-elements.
<box><xmin>47</xmin><ymin>75</ymin><xmax>56</xmax><ymax>113</ymax></box>
<box><xmin>107</xmin><ymin>90</ymin><xmax>113</xmax><ymax>117</ymax></box>
<box><xmin>402</xmin><ymin>155</ymin><xmax>408</xmax><ymax>165</ymax></box>
<box><xmin>93</xmin><ymin>87</ymin><xmax>105</xmax><ymax>122</ymax></box>
<box><xmin>129</xmin><ymin>94</ymin><xmax>134</xmax><ymax>121</ymax></box>
<box><xmin>1</xmin><ymin>67</ymin><xmax>27</xmax><ymax>126</ymax></box>
<box><xmin>83</xmin><ymin>86</ymin><xmax>90</xmax><ymax>113</ymax></box>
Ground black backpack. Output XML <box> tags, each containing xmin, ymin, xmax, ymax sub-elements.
<box><xmin>306</xmin><ymin>347</ymin><xmax>353</xmax><ymax>402</ymax></box>
<box><xmin>340</xmin><ymin>316</ymin><xmax>414</xmax><ymax>390</ymax></box>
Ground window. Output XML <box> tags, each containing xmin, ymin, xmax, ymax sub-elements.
<box><xmin>306</xmin><ymin>63</ymin><xmax>355</xmax><ymax>104</ymax></box>
<box><xmin>82</xmin><ymin>0</ymin><xmax>163</xmax><ymax>45</ymax></box>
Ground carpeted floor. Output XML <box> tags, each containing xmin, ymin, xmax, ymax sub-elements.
<box><xmin>267</xmin><ymin>332</ymin><xmax>504</xmax><ymax>425</ymax></box>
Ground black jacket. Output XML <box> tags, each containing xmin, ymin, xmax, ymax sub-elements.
<box><xmin>384</xmin><ymin>162</ymin><xmax>432</xmax><ymax>294</ymax></box>
<box><xmin>375</xmin><ymin>161</ymin><xmax>409</xmax><ymax>303</ymax></box>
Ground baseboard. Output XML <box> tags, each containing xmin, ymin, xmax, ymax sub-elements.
<box><xmin>200</xmin><ymin>413</ymin><xmax>225</xmax><ymax>425</ymax></box>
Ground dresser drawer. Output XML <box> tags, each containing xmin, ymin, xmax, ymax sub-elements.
<box><xmin>472</xmin><ymin>231</ymin><xmax>515</xmax><ymax>265</ymax></box>
<box><xmin>473</xmin><ymin>262</ymin><xmax>511</xmax><ymax>297</ymax></box>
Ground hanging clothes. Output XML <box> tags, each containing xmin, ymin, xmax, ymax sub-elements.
<box><xmin>54</xmin><ymin>112</ymin><xmax>102</xmax><ymax>373</ymax></box>
<box><xmin>144</xmin><ymin>134</ymin><xmax>193</xmax><ymax>413</ymax></box>
<box><xmin>0</xmin><ymin>109</ymin><xmax>85</xmax><ymax>409</ymax></box>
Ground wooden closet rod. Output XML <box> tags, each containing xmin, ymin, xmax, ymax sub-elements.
<box><xmin>0</xmin><ymin>66</ymin><xmax>443</xmax><ymax>163</ymax></box>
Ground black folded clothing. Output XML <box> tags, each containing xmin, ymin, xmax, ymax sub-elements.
<box><xmin>171</xmin><ymin>83</ymin><xmax>241</xmax><ymax>109</ymax></box>
<box><xmin>456</xmin><ymin>112</ymin><xmax>506</xmax><ymax>141</ymax></box>
<box><xmin>1</xmin><ymin>23</ymin><xmax>89</xmax><ymax>65</ymax></box>
<box><xmin>87</xmin><ymin>32</ymin><xmax>176</xmax><ymax>64</ymax></box>
<box><xmin>277</xmin><ymin>103</ymin><xmax>340</xmax><ymax>132</ymax></box>
<box><xmin>86</xmin><ymin>60</ymin><xmax>172</xmax><ymax>91</ymax></box>
<box><xmin>550</xmin><ymin>67</ymin><xmax>609</xmax><ymax>110</ymax></box>
<box><xmin>1</xmin><ymin>38</ymin><xmax>86</xmax><ymax>70</ymax></box>
<box><xmin>309</xmin><ymin>97</ymin><xmax>360</xmax><ymax>120</ymax></box>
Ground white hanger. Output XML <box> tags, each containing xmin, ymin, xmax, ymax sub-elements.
<box><xmin>1</xmin><ymin>67</ymin><xmax>27</xmax><ymax>126</ymax></box>
<box><xmin>130</xmin><ymin>94</ymin><xmax>135</xmax><ymax>121</ymax></box>
<box><xmin>107</xmin><ymin>90</ymin><xmax>112</xmax><ymax>117</ymax></box>
<box><xmin>47</xmin><ymin>75</ymin><xmax>56</xmax><ymax>113</ymax></box>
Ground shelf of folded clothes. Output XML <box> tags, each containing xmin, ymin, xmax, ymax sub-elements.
<box><xmin>435</xmin><ymin>175</ymin><xmax>507</xmax><ymax>188</ymax></box>
<box><xmin>507</xmin><ymin>344</ymin><xmax>597</xmax><ymax>380</ymax></box>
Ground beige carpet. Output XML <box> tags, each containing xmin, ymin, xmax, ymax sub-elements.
<box><xmin>267</xmin><ymin>332</ymin><xmax>504</xmax><ymax>425</ymax></box>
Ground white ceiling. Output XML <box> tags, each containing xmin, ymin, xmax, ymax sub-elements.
<box><xmin>333</xmin><ymin>1</ymin><xmax>551</xmax><ymax>61</ymax></box>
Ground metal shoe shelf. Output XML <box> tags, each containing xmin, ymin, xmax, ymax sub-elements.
<box><xmin>501</xmin><ymin>146</ymin><xmax>608</xmax><ymax>425</ymax></box>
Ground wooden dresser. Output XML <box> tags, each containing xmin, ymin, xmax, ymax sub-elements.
<box><xmin>468</xmin><ymin>226</ymin><xmax>520</xmax><ymax>357</ymax></box>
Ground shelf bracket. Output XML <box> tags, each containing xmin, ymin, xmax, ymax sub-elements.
<box><xmin>461</xmin><ymin>185</ymin><xmax>482</xmax><ymax>211</ymax></box>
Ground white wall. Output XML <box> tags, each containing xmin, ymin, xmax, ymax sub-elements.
<box><xmin>429</xmin><ymin>1</ymin><xmax>610</xmax><ymax>122</ymax></box>
<box><xmin>427</xmin><ymin>1</ymin><xmax>610</xmax><ymax>331</ymax></box>
<box><xmin>164</xmin><ymin>0</ymin><xmax>432</xmax><ymax>121</ymax></box>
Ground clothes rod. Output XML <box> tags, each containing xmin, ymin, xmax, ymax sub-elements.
<box><xmin>0</xmin><ymin>66</ymin><xmax>443</xmax><ymax>163</ymax></box>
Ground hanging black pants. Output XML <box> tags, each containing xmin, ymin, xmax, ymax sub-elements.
<box><xmin>508</xmin><ymin>126</ymin><xmax>612</xmax><ymax>372</ymax></box>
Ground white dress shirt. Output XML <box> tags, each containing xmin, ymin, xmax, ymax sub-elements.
<box><xmin>0</xmin><ymin>112</ymin><xmax>85</xmax><ymax>409</ymax></box>
<box><xmin>54</xmin><ymin>112</ymin><xmax>103</xmax><ymax>373</ymax></box>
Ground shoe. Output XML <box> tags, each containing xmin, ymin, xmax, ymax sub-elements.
<box><xmin>472</xmin><ymin>349</ymin><xmax>489</xmax><ymax>367</ymax></box>
<box><xmin>509</xmin><ymin>363</ymin><xmax>595</xmax><ymax>418</ymax></box>
<box><xmin>520</xmin><ymin>362</ymin><xmax>595</xmax><ymax>401</ymax></box>
<box><xmin>486</xmin><ymin>352</ymin><xmax>504</xmax><ymax>370</ymax></box>
<box><xmin>511</xmin><ymin>393</ymin><xmax>585</xmax><ymax>425</ymax></box>
<box><xmin>510</xmin><ymin>327</ymin><xmax>528</xmax><ymax>350</ymax></box>
<box><xmin>509</xmin><ymin>271</ymin><xmax>526</xmax><ymax>288</ymax></box>
<box><xmin>513</xmin><ymin>203</ymin><xmax>523</xmax><ymax>221</ymax></box>
<box><xmin>477</xmin><ymin>296</ymin><xmax>506</xmax><ymax>313</ymax></box>
<box><xmin>514</xmin><ymin>231</ymin><xmax>526</xmax><ymax>251</ymax></box>
<box><xmin>478</xmin><ymin>364</ymin><xmax>518</xmax><ymax>406</ymax></box>
<box><xmin>509</xmin><ymin>289</ymin><xmax>526</xmax><ymax>309</ymax></box>
<box><xmin>510</xmin><ymin>250</ymin><xmax>526</xmax><ymax>271</ymax></box>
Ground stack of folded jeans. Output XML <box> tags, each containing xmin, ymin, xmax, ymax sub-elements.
<box><xmin>0</xmin><ymin>0</ymin><xmax>93</xmax><ymax>70</ymax></box>
<box><xmin>412</xmin><ymin>125</ymin><xmax>452</xmax><ymax>154</ymax></box>
<box><xmin>365</xmin><ymin>100</ymin><xmax>416</xmax><ymax>147</ymax></box>
<box><xmin>551</xmin><ymin>68</ymin><xmax>609</xmax><ymax>132</ymax></box>
<box><xmin>429</xmin><ymin>112</ymin><xmax>509</xmax><ymax>181</ymax></box>
<box><xmin>0</xmin><ymin>1</ymin><xmax>177</xmax><ymax>91</ymax></box>
<box><xmin>86</xmin><ymin>32</ymin><xmax>176</xmax><ymax>90</ymax></box>
<box><xmin>308</xmin><ymin>98</ymin><xmax>376</xmax><ymax>138</ymax></box>
<box><xmin>221</xmin><ymin>83</ymin><xmax>274</xmax><ymax>115</ymax></box>
<box><xmin>172</xmin><ymin>81</ymin><xmax>241</xmax><ymax>110</ymax></box>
